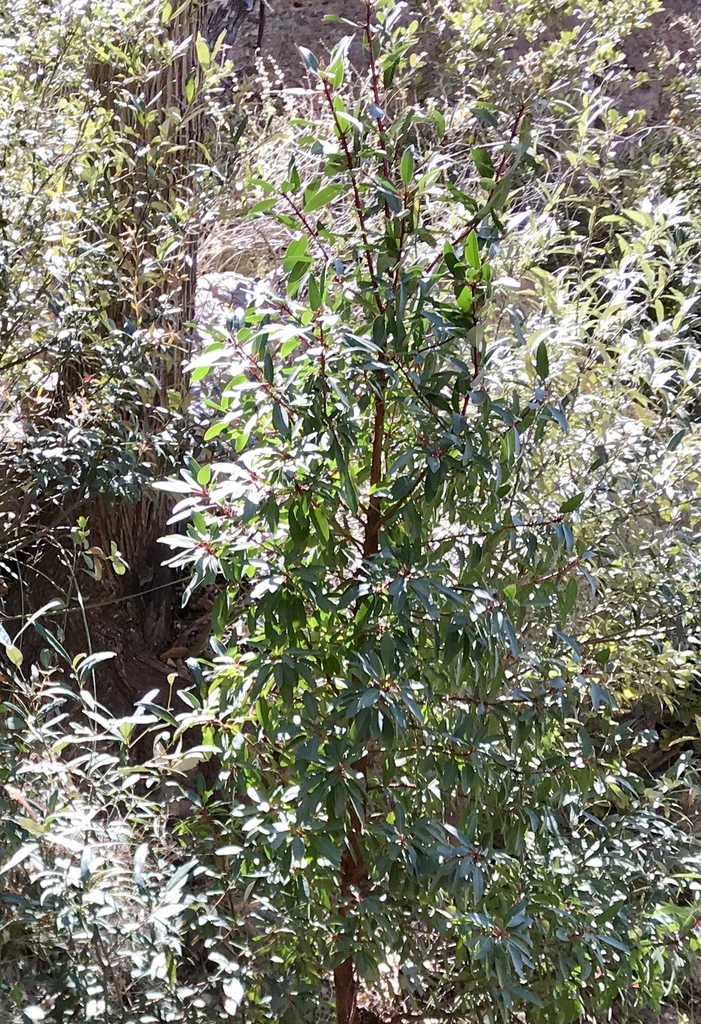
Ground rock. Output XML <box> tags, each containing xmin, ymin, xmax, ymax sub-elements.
<box><xmin>188</xmin><ymin>271</ymin><xmax>281</xmax><ymax>414</ymax></box>
<box><xmin>195</xmin><ymin>271</ymin><xmax>272</xmax><ymax>334</ymax></box>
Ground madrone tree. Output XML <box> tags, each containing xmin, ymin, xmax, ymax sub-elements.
<box><xmin>159</xmin><ymin>2</ymin><xmax>701</xmax><ymax>1021</ymax></box>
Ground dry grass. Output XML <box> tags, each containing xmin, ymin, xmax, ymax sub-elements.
<box><xmin>198</xmin><ymin>52</ymin><xmax>333</xmax><ymax>277</ymax></box>
<box><xmin>198</xmin><ymin>214</ymin><xmax>290</xmax><ymax>276</ymax></box>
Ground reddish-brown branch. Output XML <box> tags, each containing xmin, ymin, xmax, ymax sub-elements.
<box><xmin>333</xmin><ymin>11</ymin><xmax>391</xmax><ymax>1022</ymax></box>
<box><xmin>362</xmin><ymin>394</ymin><xmax>386</xmax><ymax>559</ymax></box>
<box><xmin>426</xmin><ymin>104</ymin><xmax>527</xmax><ymax>276</ymax></box>
<box><xmin>333</xmin><ymin>820</ymin><xmax>368</xmax><ymax>1024</ymax></box>
<box><xmin>279</xmin><ymin>189</ymin><xmax>331</xmax><ymax>261</ymax></box>
<box><xmin>334</xmin><ymin>958</ymin><xmax>357</xmax><ymax>1024</ymax></box>
<box><xmin>515</xmin><ymin>557</ymin><xmax>582</xmax><ymax>591</ymax></box>
<box><xmin>320</xmin><ymin>78</ymin><xmax>384</xmax><ymax>312</ymax></box>
<box><xmin>365</xmin><ymin>0</ymin><xmax>392</xmax><ymax>214</ymax></box>
<box><xmin>378</xmin><ymin>469</ymin><xmax>427</xmax><ymax>528</ymax></box>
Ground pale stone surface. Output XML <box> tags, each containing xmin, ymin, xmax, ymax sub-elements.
<box><xmin>195</xmin><ymin>271</ymin><xmax>269</xmax><ymax>333</ymax></box>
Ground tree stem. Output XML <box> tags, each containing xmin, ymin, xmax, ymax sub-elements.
<box><xmin>334</xmin><ymin>956</ymin><xmax>357</xmax><ymax>1024</ymax></box>
<box><xmin>363</xmin><ymin>394</ymin><xmax>386</xmax><ymax>559</ymax></box>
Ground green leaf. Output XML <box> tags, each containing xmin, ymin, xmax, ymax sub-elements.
<box><xmin>280</xmin><ymin>335</ymin><xmax>302</xmax><ymax>357</ymax></box>
<box><xmin>283</xmin><ymin>236</ymin><xmax>311</xmax><ymax>274</ymax></box>
<box><xmin>471</xmin><ymin>147</ymin><xmax>494</xmax><ymax>180</ymax></box>
<box><xmin>1</xmin><ymin>623</ymin><xmax>23</xmax><ymax>667</ymax></box>
<box><xmin>0</xmin><ymin>843</ymin><xmax>39</xmax><ymax>876</ymax></box>
<box><xmin>264</xmin><ymin>352</ymin><xmax>274</xmax><ymax>384</ymax></box>
<box><xmin>465</xmin><ymin>231</ymin><xmax>480</xmax><ymax>270</ymax></box>
<box><xmin>76</xmin><ymin>651</ymin><xmax>116</xmax><ymax>681</ymax></box>
<box><xmin>457</xmin><ymin>286</ymin><xmax>473</xmax><ymax>314</ymax></box>
<box><xmin>299</xmin><ymin>46</ymin><xmax>319</xmax><ymax>71</ymax></box>
<box><xmin>535</xmin><ymin>341</ymin><xmax>549</xmax><ymax>380</ymax></box>
<box><xmin>560</xmin><ymin>493</ymin><xmax>584</xmax><ymax>513</ymax></box>
<box><xmin>308</xmin><ymin>276</ymin><xmax>322</xmax><ymax>311</ymax></box>
<box><xmin>204</xmin><ymin>421</ymin><xmax>228</xmax><ymax>440</ymax></box>
<box><xmin>248</xmin><ymin>197</ymin><xmax>278</xmax><ymax>215</ymax></box>
<box><xmin>137</xmin><ymin>702</ymin><xmax>178</xmax><ymax>728</ymax></box>
<box><xmin>161</xmin><ymin>0</ymin><xmax>189</xmax><ymax>23</ymax></box>
<box><xmin>303</xmin><ymin>184</ymin><xmax>344</xmax><ymax>214</ymax></box>
<box><xmin>400</xmin><ymin>147</ymin><xmax>415</xmax><ymax>185</ymax></box>
<box><xmin>6</xmin><ymin>646</ymin><xmax>22</xmax><ymax>668</ymax></box>
<box><xmin>195</xmin><ymin>33</ymin><xmax>211</xmax><ymax>68</ymax></box>
<box><xmin>597</xmin><ymin>934</ymin><xmax>630</xmax><ymax>953</ymax></box>
<box><xmin>272</xmin><ymin>402</ymin><xmax>290</xmax><ymax>437</ymax></box>
<box><xmin>561</xmin><ymin>576</ymin><xmax>578</xmax><ymax>617</ymax></box>
<box><xmin>311</xmin><ymin>507</ymin><xmax>330</xmax><ymax>541</ymax></box>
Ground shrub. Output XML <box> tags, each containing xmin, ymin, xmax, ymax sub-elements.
<box><xmin>158</xmin><ymin>3</ymin><xmax>701</xmax><ymax>1021</ymax></box>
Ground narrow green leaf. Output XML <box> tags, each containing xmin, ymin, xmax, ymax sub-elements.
<box><xmin>560</xmin><ymin>493</ymin><xmax>584</xmax><ymax>513</ymax></box>
<box><xmin>311</xmin><ymin>507</ymin><xmax>330</xmax><ymax>541</ymax></box>
<box><xmin>400</xmin><ymin>147</ymin><xmax>415</xmax><ymax>185</ymax></box>
<box><xmin>471</xmin><ymin>147</ymin><xmax>494</xmax><ymax>180</ymax></box>
<box><xmin>299</xmin><ymin>46</ymin><xmax>319</xmax><ymax>71</ymax></box>
<box><xmin>535</xmin><ymin>341</ymin><xmax>549</xmax><ymax>380</ymax></box>
<box><xmin>465</xmin><ymin>231</ymin><xmax>480</xmax><ymax>270</ymax></box>
<box><xmin>303</xmin><ymin>184</ymin><xmax>344</xmax><ymax>214</ymax></box>
<box><xmin>195</xmin><ymin>34</ymin><xmax>211</xmax><ymax>68</ymax></box>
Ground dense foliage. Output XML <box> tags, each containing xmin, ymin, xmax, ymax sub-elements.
<box><xmin>1</xmin><ymin>1</ymin><xmax>701</xmax><ymax>1023</ymax></box>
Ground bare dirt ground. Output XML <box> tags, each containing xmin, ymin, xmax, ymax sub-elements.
<box><xmin>622</xmin><ymin>0</ymin><xmax>701</xmax><ymax>112</ymax></box>
<box><xmin>235</xmin><ymin>0</ymin><xmax>365</xmax><ymax>78</ymax></box>
<box><xmin>232</xmin><ymin>0</ymin><xmax>701</xmax><ymax>115</ymax></box>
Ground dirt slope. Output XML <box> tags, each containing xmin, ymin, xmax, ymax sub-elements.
<box><xmin>231</xmin><ymin>0</ymin><xmax>701</xmax><ymax>115</ymax></box>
